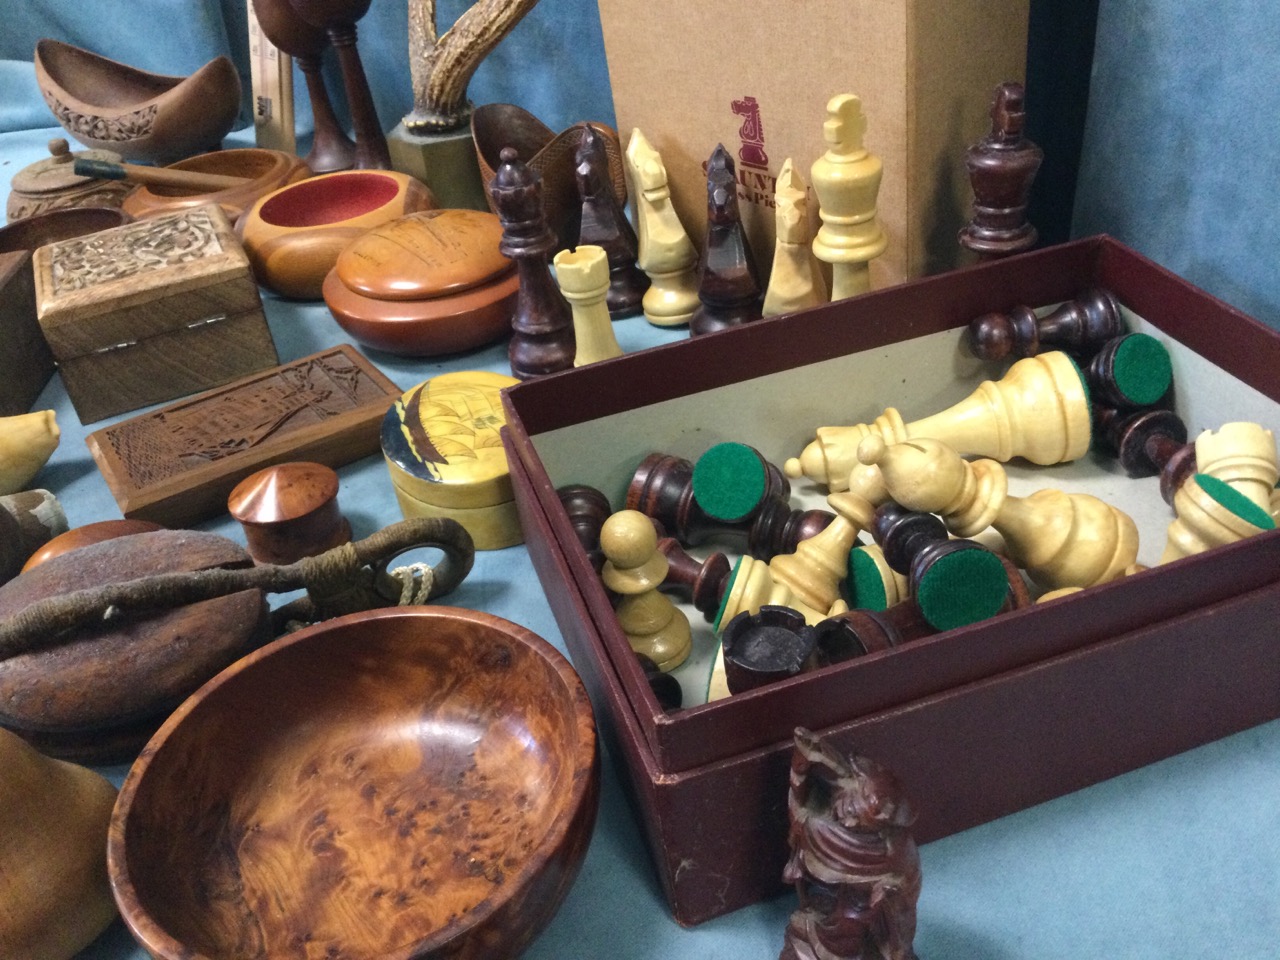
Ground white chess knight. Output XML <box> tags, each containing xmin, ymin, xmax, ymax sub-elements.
<box><xmin>625</xmin><ymin>128</ymin><xmax>699</xmax><ymax>327</ymax></box>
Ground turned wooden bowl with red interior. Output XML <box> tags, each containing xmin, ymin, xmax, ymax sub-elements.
<box><xmin>108</xmin><ymin>606</ymin><xmax>599</xmax><ymax>960</ymax></box>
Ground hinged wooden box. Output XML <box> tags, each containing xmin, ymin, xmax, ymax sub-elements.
<box><xmin>501</xmin><ymin>236</ymin><xmax>1280</xmax><ymax>926</ymax></box>
<box><xmin>33</xmin><ymin>204</ymin><xmax>278</xmax><ymax>423</ymax></box>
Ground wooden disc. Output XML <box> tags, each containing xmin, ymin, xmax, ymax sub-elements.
<box><xmin>0</xmin><ymin>530</ymin><xmax>268</xmax><ymax>762</ymax></box>
<box><xmin>335</xmin><ymin>209</ymin><xmax>511</xmax><ymax>301</ymax></box>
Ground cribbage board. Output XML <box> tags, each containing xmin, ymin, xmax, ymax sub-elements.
<box><xmin>86</xmin><ymin>345</ymin><xmax>400</xmax><ymax>526</ymax></box>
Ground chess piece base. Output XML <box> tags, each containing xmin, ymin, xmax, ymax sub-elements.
<box><xmin>388</xmin><ymin>121</ymin><xmax>489</xmax><ymax>212</ymax></box>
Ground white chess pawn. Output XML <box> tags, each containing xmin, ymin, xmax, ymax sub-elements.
<box><xmin>600</xmin><ymin>509</ymin><xmax>691</xmax><ymax>670</ymax></box>
<box><xmin>554</xmin><ymin>245</ymin><xmax>624</xmax><ymax>367</ymax></box>
<box><xmin>625</xmin><ymin>128</ymin><xmax>699</xmax><ymax>327</ymax></box>
<box><xmin>810</xmin><ymin>93</ymin><xmax>887</xmax><ymax>301</ymax></box>
<box><xmin>763</xmin><ymin>158</ymin><xmax>827</xmax><ymax>317</ymax></box>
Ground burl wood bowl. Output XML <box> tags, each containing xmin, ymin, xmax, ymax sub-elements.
<box><xmin>240</xmin><ymin>170</ymin><xmax>436</xmax><ymax>299</ymax></box>
<box><xmin>0</xmin><ymin>205</ymin><xmax>132</xmax><ymax>254</ymax></box>
<box><xmin>122</xmin><ymin>148</ymin><xmax>312</xmax><ymax>227</ymax></box>
<box><xmin>34</xmin><ymin>39</ymin><xmax>241</xmax><ymax>164</ymax></box>
<box><xmin>109</xmin><ymin>606</ymin><xmax>599</xmax><ymax>960</ymax></box>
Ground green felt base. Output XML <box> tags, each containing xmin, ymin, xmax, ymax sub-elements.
<box><xmin>846</xmin><ymin>547</ymin><xmax>890</xmax><ymax>612</ymax></box>
<box><xmin>1111</xmin><ymin>332</ymin><xmax>1173</xmax><ymax>406</ymax></box>
<box><xmin>1195</xmin><ymin>473</ymin><xmax>1275</xmax><ymax>529</ymax></box>
<box><xmin>693</xmin><ymin>442</ymin><xmax>767</xmax><ymax>522</ymax></box>
<box><xmin>915</xmin><ymin>547</ymin><xmax>1009</xmax><ymax>632</ymax></box>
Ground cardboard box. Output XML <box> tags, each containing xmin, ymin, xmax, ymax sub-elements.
<box><xmin>501</xmin><ymin>236</ymin><xmax>1280</xmax><ymax>925</ymax></box>
<box><xmin>33</xmin><ymin>205</ymin><xmax>278</xmax><ymax>423</ymax></box>
<box><xmin>597</xmin><ymin>0</ymin><xmax>1030</xmax><ymax>287</ymax></box>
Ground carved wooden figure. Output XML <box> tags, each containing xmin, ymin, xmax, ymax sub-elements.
<box><xmin>490</xmin><ymin>147</ymin><xmax>576</xmax><ymax>379</ymax></box>
<box><xmin>1160</xmin><ymin>473</ymin><xmax>1276</xmax><ymax>564</ymax></box>
<box><xmin>810</xmin><ymin>93</ymin><xmax>887</xmax><ymax>301</ymax></box>
<box><xmin>859</xmin><ymin>435</ymin><xmax>1140</xmax><ymax>592</ymax></box>
<box><xmin>286</xmin><ymin>0</ymin><xmax>391</xmax><ymax>169</ymax></box>
<box><xmin>625</xmin><ymin>128</ymin><xmax>699</xmax><ymax>327</ymax></box>
<box><xmin>779</xmin><ymin>728</ymin><xmax>921</xmax><ymax>960</ymax></box>
<box><xmin>786</xmin><ymin>350</ymin><xmax>1092</xmax><ymax>490</ymax></box>
<box><xmin>250</xmin><ymin>0</ymin><xmax>356</xmax><ymax>172</ymax></box>
<box><xmin>600</xmin><ymin>509</ymin><xmax>692</xmax><ymax>671</ymax></box>
<box><xmin>554</xmin><ymin>245</ymin><xmax>625</xmax><ymax>366</ymax></box>
<box><xmin>690</xmin><ymin>144</ymin><xmax>763</xmax><ymax>336</ymax></box>
<box><xmin>576</xmin><ymin>125</ymin><xmax>649</xmax><ymax>317</ymax></box>
<box><xmin>763</xmin><ymin>158</ymin><xmax>827</xmax><ymax>317</ymax></box>
<box><xmin>959</xmin><ymin>81</ymin><xmax>1043</xmax><ymax>260</ymax></box>
<box><xmin>967</xmin><ymin>287</ymin><xmax>1125</xmax><ymax>362</ymax></box>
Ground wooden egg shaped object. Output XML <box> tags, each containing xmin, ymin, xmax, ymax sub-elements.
<box><xmin>122</xmin><ymin>148</ymin><xmax>312</xmax><ymax>226</ymax></box>
<box><xmin>323</xmin><ymin>209</ymin><xmax>518</xmax><ymax>356</ymax></box>
<box><xmin>239</xmin><ymin>170</ymin><xmax>436</xmax><ymax>300</ymax></box>
<box><xmin>109</xmin><ymin>606</ymin><xmax>599</xmax><ymax>960</ymax></box>
<box><xmin>0</xmin><ymin>530</ymin><xmax>268</xmax><ymax>763</ymax></box>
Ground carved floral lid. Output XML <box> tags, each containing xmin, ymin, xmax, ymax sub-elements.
<box><xmin>381</xmin><ymin>370</ymin><xmax>519</xmax><ymax>508</ymax></box>
<box><xmin>335</xmin><ymin>209</ymin><xmax>512</xmax><ymax>302</ymax></box>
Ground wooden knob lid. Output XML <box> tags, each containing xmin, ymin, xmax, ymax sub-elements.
<box><xmin>335</xmin><ymin>209</ymin><xmax>512</xmax><ymax>301</ymax></box>
<box><xmin>11</xmin><ymin>139</ymin><xmax>123</xmax><ymax>195</ymax></box>
<box><xmin>228</xmin><ymin>461</ymin><xmax>351</xmax><ymax>565</ymax></box>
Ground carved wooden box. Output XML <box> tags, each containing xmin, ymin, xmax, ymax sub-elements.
<box><xmin>85</xmin><ymin>345</ymin><xmax>400</xmax><ymax>527</ymax></box>
<box><xmin>501</xmin><ymin>236</ymin><xmax>1280</xmax><ymax>925</ymax></box>
<box><xmin>33</xmin><ymin>204</ymin><xmax>278</xmax><ymax>423</ymax></box>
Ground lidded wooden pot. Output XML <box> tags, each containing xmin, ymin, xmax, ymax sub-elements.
<box><xmin>322</xmin><ymin>208</ymin><xmax>518</xmax><ymax>356</ymax></box>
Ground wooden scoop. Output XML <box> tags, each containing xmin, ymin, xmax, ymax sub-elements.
<box><xmin>74</xmin><ymin>157</ymin><xmax>250</xmax><ymax>192</ymax></box>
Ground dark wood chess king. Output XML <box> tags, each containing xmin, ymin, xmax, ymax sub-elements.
<box><xmin>489</xmin><ymin>147</ymin><xmax>576</xmax><ymax>379</ymax></box>
<box><xmin>780</xmin><ymin>728</ymin><xmax>921</xmax><ymax>960</ymax></box>
<box><xmin>959</xmin><ymin>80</ymin><xmax>1043</xmax><ymax>261</ymax></box>
<box><xmin>690</xmin><ymin>144</ymin><xmax>763</xmax><ymax>337</ymax></box>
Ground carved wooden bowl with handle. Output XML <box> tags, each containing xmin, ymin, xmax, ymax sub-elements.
<box><xmin>108</xmin><ymin>605</ymin><xmax>600</xmax><ymax>960</ymax></box>
<box><xmin>121</xmin><ymin>148</ymin><xmax>312</xmax><ymax>226</ymax></box>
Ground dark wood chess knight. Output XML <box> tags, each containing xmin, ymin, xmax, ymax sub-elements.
<box><xmin>780</xmin><ymin>728</ymin><xmax>921</xmax><ymax>960</ymax></box>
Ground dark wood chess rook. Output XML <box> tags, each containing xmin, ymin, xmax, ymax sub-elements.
<box><xmin>690</xmin><ymin>144</ymin><xmax>763</xmax><ymax>337</ymax></box>
<box><xmin>780</xmin><ymin>728</ymin><xmax>921</xmax><ymax>960</ymax></box>
<box><xmin>576</xmin><ymin>125</ymin><xmax>648</xmax><ymax>318</ymax></box>
<box><xmin>657</xmin><ymin>538</ymin><xmax>731</xmax><ymax>622</ymax></box>
<box><xmin>490</xmin><ymin>147</ymin><xmax>576</xmax><ymax>379</ymax></box>
<box><xmin>628</xmin><ymin>452</ymin><xmax>832</xmax><ymax>558</ymax></box>
<box><xmin>1094</xmin><ymin>405</ymin><xmax>1195</xmax><ymax>504</ymax></box>
<box><xmin>286</xmin><ymin>0</ymin><xmax>391</xmax><ymax>170</ymax></box>
<box><xmin>959</xmin><ymin>80</ymin><xmax>1043</xmax><ymax>261</ymax></box>
<box><xmin>251</xmin><ymin>0</ymin><xmax>356</xmax><ymax>172</ymax></box>
<box><xmin>720</xmin><ymin>605</ymin><xmax>819</xmax><ymax>694</ymax></box>
<box><xmin>967</xmin><ymin>287</ymin><xmax>1125</xmax><ymax>361</ymax></box>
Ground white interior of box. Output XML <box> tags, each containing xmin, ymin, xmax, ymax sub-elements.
<box><xmin>530</xmin><ymin>305</ymin><xmax>1280</xmax><ymax>706</ymax></box>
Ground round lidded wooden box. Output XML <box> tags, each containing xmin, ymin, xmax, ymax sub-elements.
<box><xmin>6</xmin><ymin>138</ymin><xmax>130</xmax><ymax>222</ymax></box>
<box><xmin>322</xmin><ymin>209</ymin><xmax>517</xmax><ymax>357</ymax></box>
<box><xmin>381</xmin><ymin>371</ymin><xmax>523</xmax><ymax>550</ymax></box>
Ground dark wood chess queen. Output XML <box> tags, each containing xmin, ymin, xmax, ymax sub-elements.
<box><xmin>780</xmin><ymin>728</ymin><xmax>921</xmax><ymax>960</ymax></box>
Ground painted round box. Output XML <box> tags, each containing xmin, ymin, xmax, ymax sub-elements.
<box><xmin>381</xmin><ymin>371</ymin><xmax>523</xmax><ymax>550</ymax></box>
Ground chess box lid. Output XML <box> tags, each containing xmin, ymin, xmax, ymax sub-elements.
<box><xmin>32</xmin><ymin>204</ymin><xmax>263</xmax><ymax>359</ymax></box>
<box><xmin>382</xmin><ymin>371</ymin><xmax>520</xmax><ymax>510</ymax></box>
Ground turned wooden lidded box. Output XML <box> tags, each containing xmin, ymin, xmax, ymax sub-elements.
<box><xmin>33</xmin><ymin>204</ymin><xmax>278</xmax><ymax>423</ymax></box>
<box><xmin>382</xmin><ymin>370</ymin><xmax>523</xmax><ymax>550</ymax></box>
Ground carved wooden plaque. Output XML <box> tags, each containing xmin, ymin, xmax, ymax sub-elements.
<box><xmin>86</xmin><ymin>345</ymin><xmax>401</xmax><ymax>526</ymax></box>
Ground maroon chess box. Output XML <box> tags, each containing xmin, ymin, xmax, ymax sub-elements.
<box><xmin>500</xmin><ymin>236</ymin><xmax>1280</xmax><ymax>926</ymax></box>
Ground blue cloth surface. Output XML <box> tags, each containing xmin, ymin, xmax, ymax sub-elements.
<box><xmin>3</xmin><ymin>3</ymin><xmax>1280</xmax><ymax>958</ymax></box>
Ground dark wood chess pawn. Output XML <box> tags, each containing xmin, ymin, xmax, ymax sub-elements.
<box><xmin>1094</xmin><ymin>405</ymin><xmax>1195</xmax><ymax>505</ymax></box>
<box><xmin>780</xmin><ymin>727</ymin><xmax>921</xmax><ymax>960</ymax></box>
<box><xmin>628</xmin><ymin>451</ymin><xmax>832</xmax><ymax>558</ymax></box>
<box><xmin>557</xmin><ymin>483</ymin><xmax>613</xmax><ymax>572</ymax></box>
<box><xmin>959</xmin><ymin>80</ymin><xmax>1043</xmax><ymax>261</ymax></box>
<box><xmin>576</xmin><ymin>125</ymin><xmax>649</xmax><ymax>319</ymax></box>
<box><xmin>489</xmin><ymin>147</ymin><xmax>576</xmax><ymax>379</ymax></box>
<box><xmin>967</xmin><ymin>287</ymin><xmax>1125</xmax><ymax>361</ymax></box>
<box><xmin>869</xmin><ymin>501</ymin><xmax>1013</xmax><ymax>633</ymax></box>
<box><xmin>720</xmin><ymin>605</ymin><xmax>819</xmax><ymax>695</ymax></box>
<box><xmin>690</xmin><ymin>144</ymin><xmax>763</xmax><ymax>337</ymax></box>
<box><xmin>657</xmin><ymin>538</ymin><xmax>731</xmax><ymax>622</ymax></box>
<box><xmin>635</xmin><ymin>652</ymin><xmax>683</xmax><ymax>711</ymax></box>
<box><xmin>1084</xmin><ymin>332</ymin><xmax>1173</xmax><ymax>411</ymax></box>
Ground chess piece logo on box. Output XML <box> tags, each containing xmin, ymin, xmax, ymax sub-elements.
<box><xmin>780</xmin><ymin>728</ymin><xmax>921</xmax><ymax>960</ymax></box>
<box><xmin>731</xmin><ymin>95</ymin><xmax>770</xmax><ymax>170</ymax></box>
